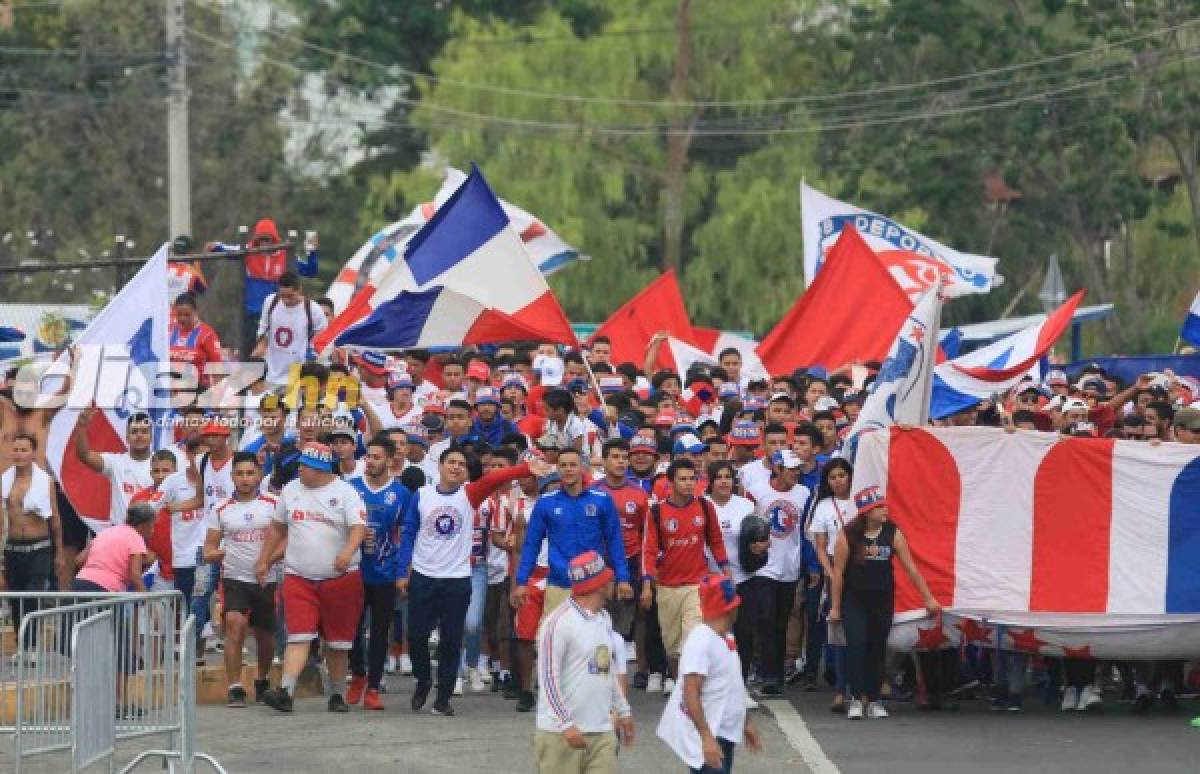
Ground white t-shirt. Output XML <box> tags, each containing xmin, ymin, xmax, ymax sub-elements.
<box><xmin>256</xmin><ymin>295</ymin><xmax>328</xmax><ymax>385</ymax></box>
<box><xmin>536</xmin><ymin>601</ymin><xmax>631</xmax><ymax>734</ymax></box>
<box><xmin>405</xmin><ymin>483</ymin><xmax>480</xmax><ymax>579</ymax></box>
<box><xmin>208</xmin><ymin>494</ymin><xmax>280</xmax><ymax>583</ymax></box>
<box><xmin>545</xmin><ymin>414</ymin><xmax>589</xmax><ymax>464</ymax></box>
<box><xmin>272</xmin><ymin>477</ymin><xmax>367</xmax><ymax>580</ymax></box>
<box><xmin>159</xmin><ymin>471</ymin><xmax>203</xmax><ymax>568</ymax></box>
<box><xmin>737</xmin><ymin>458</ymin><xmax>772</xmax><ymax>496</ymax></box>
<box><xmin>706</xmin><ymin>494</ymin><xmax>756</xmax><ymax>585</ymax></box>
<box><xmin>657</xmin><ymin>623</ymin><xmax>746</xmax><ymax>769</ymax></box>
<box><xmin>201</xmin><ymin>454</ymin><xmax>235</xmax><ymax>521</ymax></box>
<box><xmin>745</xmin><ymin>479</ymin><xmax>810</xmax><ymax>582</ymax></box>
<box><xmin>100</xmin><ymin>452</ymin><xmax>153</xmax><ymax>527</ymax></box>
<box><xmin>375</xmin><ymin>402</ymin><xmax>421</xmax><ymax>431</ymax></box>
<box><xmin>808</xmin><ymin>497</ymin><xmax>852</xmax><ymax>559</ymax></box>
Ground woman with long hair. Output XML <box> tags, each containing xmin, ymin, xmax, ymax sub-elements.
<box><xmin>828</xmin><ymin>487</ymin><xmax>939</xmax><ymax>720</ymax></box>
<box><xmin>806</xmin><ymin>459</ymin><xmax>854</xmax><ymax>711</ymax></box>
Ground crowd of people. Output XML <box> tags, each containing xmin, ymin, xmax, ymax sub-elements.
<box><xmin>3</xmin><ymin>274</ymin><xmax>1200</xmax><ymax>773</ymax></box>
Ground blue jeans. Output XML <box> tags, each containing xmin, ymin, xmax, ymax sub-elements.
<box><xmin>190</xmin><ymin>559</ymin><xmax>218</xmax><ymax>647</ymax></box>
<box><xmin>690</xmin><ymin>738</ymin><xmax>735</xmax><ymax>774</ymax></box>
<box><xmin>802</xmin><ymin>577</ymin><xmax>825</xmax><ymax>679</ymax></box>
<box><xmin>462</xmin><ymin>563</ymin><xmax>488</xmax><ymax>673</ymax></box>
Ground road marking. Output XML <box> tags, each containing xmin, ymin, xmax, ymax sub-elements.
<box><xmin>764</xmin><ymin>700</ymin><xmax>841</xmax><ymax>774</ymax></box>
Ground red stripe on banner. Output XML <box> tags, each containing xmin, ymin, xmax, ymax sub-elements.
<box><xmin>1031</xmin><ymin>438</ymin><xmax>1114</xmax><ymax>612</ymax></box>
<box><xmin>60</xmin><ymin>413</ymin><xmax>126</xmax><ymax>523</ymax></box>
<box><xmin>313</xmin><ymin>282</ymin><xmax>377</xmax><ymax>352</ymax></box>
<box><xmin>886</xmin><ymin>428</ymin><xmax>960</xmax><ymax>612</ymax></box>
<box><xmin>519</xmin><ymin>220</ymin><xmax>547</xmax><ymax>242</ymax></box>
<box><xmin>334</xmin><ymin>267</ymin><xmax>358</xmax><ymax>284</ymax></box>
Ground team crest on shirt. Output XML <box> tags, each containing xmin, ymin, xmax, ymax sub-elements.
<box><xmin>588</xmin><ymin>645</ymin><xmax>611</xmax><ymax>675</ymax></box>
<box><xmin>767</xmin><ymin>500</ymin><xmax>801</xmax><ymax>538</ymax></box>
<box><xmin>429</xmin><ymin>506</ymin><xmax>462</xmax><ymax>539</ymax></box>
<box><xmin>384</xmin><ymin>492</ymin><xmax>397</xmax><ymax>505</ymax></box>
<box><xmin>625</xmin><ymin>501</ymin><xmax>637</xmax><ymax>514</ymax></box>
<box><xmin>692</xmin><ymin>515</ymin><xmax>704</xmax><ymax>527</ymax></box>
<box><xmin>664</xmin><ymin>518</ymin><xmax>678</xmax><ymax>533</ymax></box>
<box><xmin>585</xmin><ymin>503</ymin><xmax>597</xmax><ymax>517</ymax></box>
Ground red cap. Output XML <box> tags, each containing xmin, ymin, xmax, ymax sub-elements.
<box><xmin>200</xmin><ymin>418</ymin><xmax>230</xmax><ymax>436</ymax></box>
<box><xmin>698</xmin><ymin>573</ymin><xmax>741</xmax><ymax>619</ymax></box>
<box><xmin>568</xmin><ymin>551</ymin><xmax>615</xmax><ymax>596</ymax></box>
<box><xmin>653</xmin><ymin>408</ymin><xmax>677</xmax><ymax>427</ymax></box>
<box><xmin>466</xmin><ymin>361</ymin><xmax>491</xmax><ymax>382</ymax></box>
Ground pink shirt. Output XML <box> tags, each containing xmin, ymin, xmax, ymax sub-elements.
<box><xmin>77</xmin><ymin>525</ymin><xmax>147</xmax><ymax>592</ymax></box>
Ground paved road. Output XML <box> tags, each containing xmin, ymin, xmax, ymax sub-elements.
<box><xmin>786</xmin><ymin>688</ymin><xmax>1200</xmax><ymax>774</ymax></box>
<box><xmin>7</xmin><ymin>683</ymin><xmax>807</xmax><ymax>773</ymax></box>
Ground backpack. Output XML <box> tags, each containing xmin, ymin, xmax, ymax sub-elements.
<box><xmin>267</xmin><ymin>293</ymin><xmax>314</xmax><ymax>344</ymax></box>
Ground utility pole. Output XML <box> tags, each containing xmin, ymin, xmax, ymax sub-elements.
<box><xmin>166</xmin><ymin>0</ymin><xmax>192</xmax><ymax>239</ymax></box>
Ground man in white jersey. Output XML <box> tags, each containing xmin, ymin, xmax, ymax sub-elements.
<box><xmin>736</xmin><ymin>422</ymin><xmax>788</xmax><ymax>495</ymax></box>
<box><xmin>257</xmin><ymin>442</ymin><xmax>366</xmax><ymax>714</ymax></box>
<box><xmin>742</xmin><ymin>449</ymin><xmax>812</xmax><ymax>698</ymax></box>
<box><xmin>535</xmin><ymin>551</ymin><xmax>634</xmax><ymax>773</ymax></box>
<box><xmin>73</xmin><ymin>408</ymin><xmax>153</xmax><ymax>528</ymax></box>
<box><xmin>203</xmin><ymin>452</ymin><xmax>279</xmax><ymax>707</ymax></box>
<box><xmin>251</xmin><ymin>271</ymin><xmax>328</xmax><ymax>387</ymax></box>
<box><xmin>396</xmin><ymin>447</ymin><xmax>547</xmax><ymax>717</ymax></box>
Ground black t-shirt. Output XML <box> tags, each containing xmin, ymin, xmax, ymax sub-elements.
<box><xmin>844</xmin><ymin>521</ymin><xmax>896</xmax><ymax>596</ymax></box>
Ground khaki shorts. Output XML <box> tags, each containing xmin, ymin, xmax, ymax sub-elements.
<box><xmin>539</xmin><ymin>584</ymin><xmax>573</xmax><ymax>628</ymax></box>
<box><xmin>534</xmin><ymin>729</ymin><xmax>617</xmax><ymax>774</ymax></box>
<box><xmin>656</xmin><ymin>584</ymin><xmax>701</xmax><ymax>661</ymax></box>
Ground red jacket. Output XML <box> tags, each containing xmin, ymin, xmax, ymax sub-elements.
<box><xmin>642</xmin><ymin>496</ymin><xmax>728</xmax><ymax>586</ymax></box>
<box><xmin>169</xmin><ymin>321</ymin><xmax>222</xmax><ymax>386</ymax></box>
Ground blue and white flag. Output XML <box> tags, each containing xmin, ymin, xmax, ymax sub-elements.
<box><xmin>846</xmin><ymin>284</ymin><xmax>942</xmax><ymax>460</ymax></box>
<box><xmin>1181</xmin><ymin>290</ymin><xmax>1200</xmax><ymax>349</ymax></box>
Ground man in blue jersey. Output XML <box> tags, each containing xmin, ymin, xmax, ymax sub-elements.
<box><xmin>511</xmin><ymin>448</ymin><xmax>634</xmax><ymax>623</ymax></box>
<box><xmin>345</xmin><ymin>434</ymin><xmax>410</xmax><ymax>711</ymax></box>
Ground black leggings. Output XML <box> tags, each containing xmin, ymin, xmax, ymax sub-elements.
<box><xmin>350</xmin><ymin>582</ymin><xmax>397</xmax><ymax>689</ymax></box>
<box><xmin>843</xmin><ymin>589</ymin><xmax>892</xmax><ymax>702</ymax></box>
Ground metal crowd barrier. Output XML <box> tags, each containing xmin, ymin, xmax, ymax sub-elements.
<box><xmin>0</xmin><ymin>591</ymin><xmax>225</xmax><ymax>773</ymax></box>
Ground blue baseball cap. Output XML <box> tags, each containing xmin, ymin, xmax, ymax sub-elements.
<box><xmin>672</xmin><ymin>433</ymin><xmax>706</xmax><ymax>455</ymax></box>
<box><xmin>475</xmin><ymin>387</ymin><xmax>501</xmax><ymax>406</ymax></box>
<box><xmin>298</xmin><ymin>442</ymin><xmax>334</xmax><ymax>472</ymax></box>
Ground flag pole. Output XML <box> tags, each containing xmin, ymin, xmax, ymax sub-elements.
<box><xmin>579</xmin><ymin>346</ymin><xmax>606</xmax><ymax>401</ymax></box>
<box><xmin>917</xmin><ymin>276</ymin><xmax>945</xmax><ymax>427</ymax></box>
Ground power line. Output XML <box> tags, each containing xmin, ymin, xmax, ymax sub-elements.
<box><xmin>186</xmin><ymin>0</ymin><xmax>1200</xmax><ymax>110</ymax></box>
<box><xmin>188</xmin><ymin>26</ymin><xmax>1200</xmax><ymax>138</ymax></box>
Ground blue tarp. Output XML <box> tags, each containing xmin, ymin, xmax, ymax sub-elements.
<box><xmin>1064</xmin><ymin>355</ymin><xmax>1200</xmax><ymax>384</ymax></box>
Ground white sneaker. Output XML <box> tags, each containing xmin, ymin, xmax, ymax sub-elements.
<box><xmin>1077</xmin><ymin>684</ymin><xmax>1102</xmax><ymax>711</ymax></box>
<box><xmin>453</xmin><ymin>677</ymin><xmax>464</xmax><ymax>696</ymax></box>
<box><xmin>744</xmin><ymin>685</ymin><xmax>759</xmax><ymax>710</ymax></box>
<box><xmin>385</xmin><ymin>654</ymin><xmax>397</xmax><ymax>674</ymax></box>
<box><xmin>663</xmin><ymin>677</ymin><xmax>676</xmax><ymax>696</ymax></box>
<box><xmin>846</xmin><ymin>699</ymin><xmax>864</xmax><ymax>719</ymax></box>
<box><xmin>866</xmin><ymin>701</ymin><xmax>889</xmax><ymax>719</ymax></box>
<box><xmin>399</xmin><ymin>654</ymin><xmax>413</xmax><ymax>675</ymax></box>
<box><xmin>468</xmin><ymin>668</ymin><xmax>485</xmax><ymax>693</ymax></box>
<box><xmin>481</xmin><ymin>670</ymin><xmax>493</xmax><ymax>685</ymax></box>
<box><xmin>1061</xmin><ymin>686</ymin><xmax>1078</xmax><ymax>712</ymax></box>
<box><xmin>646</xmin><ymin>673</ymin><xmax>663</xmax><ymax>693</ymax></box>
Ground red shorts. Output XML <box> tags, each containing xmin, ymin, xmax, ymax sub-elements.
<box><xmin>514</xmin><ymin>566</ymin><xmax>549</xmax><ymax>642</ymax></box>
<box><xmin>281</xmin><ymin>571</ymin><xmax>364</xmax><ymax>650</ymax></box>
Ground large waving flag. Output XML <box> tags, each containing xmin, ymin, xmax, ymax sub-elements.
<box><xmin>588</xmin><ymin>270</ymin><xmax>695</xmax><ymax>369</ymax></box>
<box><xmin>856</xmin><ymin>426</ymin><xmax>1200</xmax><ymax>658</ymax></box>
<box><xmin>336</xmin><ymin>286</ymin><xmax>574</xmax><ymax>349</ymax></box>
<box><xmin>758</xmin><ymin>226</ymin><xmax>913</xmax><ymax>374</ymax></box>
<box><xmin>315</xmin><ymin>165</ymin><xmax>576</xmax><ymax>352</ymax></box>
<box><xmin>930</xmin><ymin>291</ymin><xmax>1083</xmax><ymax>419</ymax></box>
<box><xmin>846</xmin><ymin>284</ymin><xmax>942</xmax><ymax>464</ymax></box>
<box><xmin>45</xmin><ymin>245</ymin><xmax>170</xmax><ymax>530</ymax></box>
<box><xmin>326</xmin><ymin>168</ymin><xmax>583</xmax><ymax>312</ymax></box>
<box><xmin>1181</xmin><ymin>289</ymin><xmax>1200</xmax><ymax>348</ymax></box>
<box><xmin>802</xmin><ymin>183</ymin><xmax>998</xmax><ymax>299</ymax></box>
